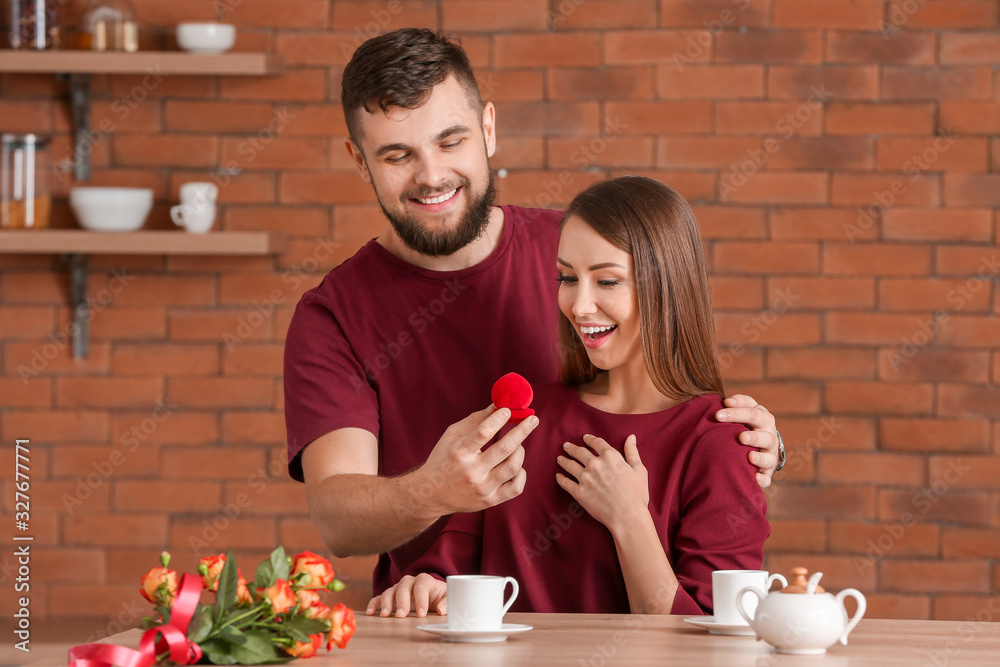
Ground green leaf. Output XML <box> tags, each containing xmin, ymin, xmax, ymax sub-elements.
<box><xmin>254</xmin><ymin>559</ymin><xmax>274</xmax><ymax>590</ymax></box>
<box><xmin>214</xmin><ymin>549</ymin><xmax>239</xmax><ymax>623</ymax></box>
<box><xmin>199</xmin><ymin>638</ymin><xmax>239</xmax><ymax>665</ymax></box>
<box><xmin>187</xmin><ymin>604</ymin><xmax>214</xmax><ymax>644</ymax></box>
<box><xmin>229</xmin><ymin>631</ymin><xmax>280</xmax><ymax>665</ymax></box>
<box><xmin>284</xmin><ymin>616</ymin><xmax>327</xmax><ymax>636</ymax></box>
<box><xmin>220</xmin><ymin>625</ymin><xmax>248</xmax><ymax>646</ymax></box>
<box><xmin>139</xmin><ymin>617</ymin><xmax>160</xmax><ymax>631</ymax></box>
<box><xmin>270</xmin><ymin>546</ymin><xmax>290</xmax><ymax>583</ymax></box>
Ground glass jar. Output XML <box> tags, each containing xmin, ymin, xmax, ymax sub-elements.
<box><xmin>1</xmin><ymin>134</ymin><xmax>51</xmax><ymax>230</ymax></box>
<box><xmin>6</xmin><ymin>0</ymin><xmax>61</xmax><ymax>49</ymax></box>
<box><xmin>77</xmin><ymin>0</ymin><xmax>137</xmax><ymax>52</ymax></box>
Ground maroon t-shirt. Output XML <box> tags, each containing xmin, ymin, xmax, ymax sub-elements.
<box><xmin>283</xmin><ymin>205</ymin><xmax>563</xmax><ymax>593</ymax></box>
<box><xmin>403</xmin><ymin>384</ymin><xmax>769</xmax><ymax>614</ymax></box>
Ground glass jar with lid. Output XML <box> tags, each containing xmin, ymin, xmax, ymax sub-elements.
<box><xmin>1</xmin><ymin>134</ymin><xmax>52</xmax><ymax>230</ymax></box>
<box><xmin>77</xmin><ymin>0</ymin><xmax>137</xmax><ymax>52</ymax></box>
<box><xmin>6</xmin><ymin>0</ymin><xmax>61</xmax><ymax>49</ymax></box>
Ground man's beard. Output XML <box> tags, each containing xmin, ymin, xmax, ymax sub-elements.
<box><xmin>376</xmin><ymin>171</ymin><xmax>497</xmax><ymax>257</ymax></box>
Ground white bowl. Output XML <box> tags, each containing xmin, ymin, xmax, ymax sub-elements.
<box><xmin>176</xmin><ymin>22</ymin><xmax>235</xmax><ymax>54</ymax></box>
<box><xmin>70</xmin><ymin>187</ymin><xmax>154</xmax><ymax>232</ymax></box>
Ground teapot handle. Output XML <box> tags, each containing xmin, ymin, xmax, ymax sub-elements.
<box><xmin>736</xmin><ymin>586</ymin><xmax>765</xmax><ymax>626</ymax></box>
<box><xmin>836</xmin><ymin>588</ymin><xmax>867</xmax><ymax>646</ymax></box>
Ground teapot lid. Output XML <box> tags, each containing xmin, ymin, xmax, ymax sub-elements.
<box><xmin>781</xmin><ymin>567</ymin><xmax>826</xmax><ymax>594</ymax></box>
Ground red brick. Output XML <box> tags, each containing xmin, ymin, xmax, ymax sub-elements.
<box><xmin>165</xmin><ymin>256</ymin><xmax>273</xmax><ymax>274</ymax></box>
<box><xmin>719</xmin><ymin>173</ymin><xmax>828</xmax><ymax>205</ymax></box>
<box><xmin>765</xmin><ymin>553</ymin><xmax>876</xmax><ymax>592</ymax></box>
<box><xmin>2</xmin><ymin>270</ymin><xmax>66</xmax><ymax>304</ymax></box>
<box><xmin>224</xmin><ymin>481</ymin><xmax>309</xmax><ymax>515</ymax></box>
<box><xmin>883</xmin><ymin>66</ymin><xmax>992</xmax><ymax>101</ymax></box>
<box><xmin>658</xmin><ymin>0</ymin><xmax>770</xmax><ymax>28</ymax></box>
<box><xmin>167</xmin><ymin>378</ymin><xmax>273</xmax><ymax>409</ymax></box>
<box><xmin>933</xmin><ymin>595</ymin><xmax>1000</xmax><ymax>621</ymax></box>
<box><xmin>885</xmin><ymin>0</ymin><xmax>998</xmax><ymax>29</ymax></box>
<box><xmin>821</xmin><ymin>453</ymin><xmax>924</xmax><ymax>486</ymax></box>
<box><xmin>51</xmin><ymin>441</ymin><xmax>159</xmax><ymax>478</ymax></box>
<box><xmin>880</xmin><ymin>489</ymin><xmax>990</xmax><ymax>527</ymax></box>
<box><xmin>713</xmin><ymin>241</ymin><xmax>819</xmax><ymax>274</ymax></box>
<box><xmin>824</xmin><ymin>244</ymin><xmax>932</xmax><ymax>276</ymax></box>
<box><xmin>114</xmin><ymin>480</ymin><xmax>222</xmax><ymax>512</ymax></box>
<box><xmin>929</xmin><ymin>455</ymin><xmax>1000</xmax><ymax>491</ymax></box>
<box><xmin>549</xmin><ymin>137</ymin><xmax>654</xmax><ymax>169</ymax></box>
<box><xmin>825</xmin><ymin>31</ymin><xmax>935</xmax><ymax>65</ymax></box>
<box><xmin>939</xmin><ymin>385</ymin><xmax>1000</xmax><ymax>419</ymax></box>
<box><xmin>277</xmin><ymin>238</ymin><xmax>358</xmax><ymax>273</ymax></box>
<box><xmin>272</xmin><ymin>103</ymin><xmax>347</xmax><ymax>137</ymax></box>
<box><xmin>135</xmin><ymin>0</ymin><xmax>328</xmax><ymax>28</ymax></box>
<box><xmin>768</xmin><ymin>66</ymin><xmax>878</xmax><ymax>100</ymax></box>
<box><xmin>889</xmin><ymin>275</ymin><xmax>993</xmax><ymax>311</ymax></box>
<box><xmin>658</xmin><ymin>64</ymin><xmax>764</xmax><ymax>99</ymax></box>
<box><xmin>0</xmin><ymin>376</ymin><xmax>51</xmax><ymax>408</ymax></box>
<box><xmin>54</xmin><ymin>377</ymin><xmax>160</xmax><ymax>409</ymax></box>
<box><xmin>883</xmin><ymin>420</ymin><xmax>990</xmax><ymax>457</ymax></box>
<box><xmin>89</xmin><ymin>307</ymin><xmax>167</xmax><ymax>341</ymax></box>
<box><xmin>941</xmin><ymin>32</ymin><xmax>1000</xmax><ymax>64</ymax></box>
<box><xmin>778</xmin><ymin>416</ymin><xmax>876</xmax><ymax>455</ymax></box>
<box><xmin>65</xmin><ymin>514</ymin><xmax>168</xmax><ymax>546</ymax></box>
<box><xmin>550</xmin><ymin>0</ymin><xmax>656</xmax><ymax>30</ymax></box>
<box><xmin>716</xmin><ymin>30</ymin><xmax>822</xmax><ymax>64</ymax></box>
<box><xmin>491</xmin><ymin>137</ymin><xmax>545</xmax><ymax>169</ymax></box>
<box><xmin>882</xmin><ymin>560</ymin><xmax>989</xmax><ymax>593</ymax></box>
<box><xmin>604</xmin><ymin>30</ymin><xmax>709</xmax><ymax>66</ymax></box>
<box><xmin>169</xmin><ymin>308</ymin><xmax>274</xmax><ymax>342</ymax></box>
<box><xmin>220</xmin><ymin>137</ymin><xmax>328</xmax><ymax>170</ymax></box>
<box><xmin>774</xmin><ymin>0</ymin><xmax>883</xmax><ymax>29</ymax></box>
<box><xmin>8</xmin><ymin>479</ymin><xmax>107</xmax><ymax>513</ymax></box>
<box><xmin>161</xmin><ymin>446</ymin><xmax>269</xmax><ymax>481</ymax></box>
<box><xmin>4</xmin><ymin>341</ymin><xmax>111</xmax><ymax>376</ymax></box>
<box><xmin>112</xmin><ymin>344</ymin><xmax>218</xmax><ymax>376</ymax></box>
<box><xmin>477</xmin><ymin>70</ymin><xmax>545</xmax><ymax>102</ymax></box>
<box><xmin>30</xmin><ymin>548</ymin><xmax>107</xmax><ymax>583</ymax></box>
<box><xmin>878</xmin><ymin>137</ymin><xmax>988</xmax><ymax>173</ymax></box>
<box><xmin>221</xmin><ymin>411</ymin><xmax>285</xmax><ymax>445</ymax></box>
<box><xmin>0</xmin><ymin>100</ymin><xmax>53</xmax><ymax>132</ymax></box>
<box><xmin>724</xmin><ymin>381</ymin><xmax>821</xmax><ymax>415</ymax></box>
<box><xmin>940</xmin><ymin>102</ymin><xmax>1000</xmax><ymax>134</ymax></box>
<box><xmin>274</xmin><ymin>32</ymin><xmax>354</xmax><ymax>67</ymax></box>
<box><xmin>46</xmin><ymin>583</ymin><xmax>145</xmax><ymax>619</ymax></box>
<box><xmin>110</xmin><ymin>412</ymin><xmax>218</xmax><ymax>448</ymax></box>
<box><xmin>883</xmin><ymin>209</ymin><xmax>993</xmax><ymax>242</ymax></box>
<box><xmin>944</xmin><ymin>174</ymin><xmax>1000</xmax><ymax>207</ymax></box>
<box><xmin>825</xmin><ymin>381</ymin><xmax>933</xmax><ymax>416</ymax></box>
<box><xmin>767</xmin><ymin>519</ymin><xmax>827</xmax><ymax>552</ymax></box>
<box><xmin>935</xmin><ymin>247</ymin><xmax>1000</xmax><ymax>276</ymax></box>
<box><xmin>766</xmin><ymin>277</ymin><xmax>875</xmax><ymax>309</ymax></box>
<box><xmin>220</xmin><ymin>273</ymin><xmax>321</xmax><ymax>305</ymax></box>
<box><xmin>657</xmin><ymin>137</ymin><xmax>764</xmax><ymax>169</ymax></box>
<box><xmin>495</xmin><ymin>33</ymin><xmax>601</xmax><ymax>68</ymax></box>
<box><xmin>222</xmin><ymin>343</ymin><xmax>284</xmax><ymax>377</ymax></box>
<box><xmin>715</xmin><ymin>312</ymin><xmax>821</xmax><ymax>347</ymax></box>
<box><xmin>221</xmin><ymin>69</ymin><xmax>328</xmax><ymax>103</ymax></box>
<box><xmin>694</xmin><ymin>206</ymin><xmax>767</xmax><ymax>239</ymax></box>
<box><xmin>113</xmin><ymin>135</ymin><xmax>219</xmax><ymax>168</ymax></box>
<box><xmin>331</xmin><ymin>0</ymin><xmax>438</xmax><ymax>32</ymax></box>
<box><xmin>170</xmin><ymin>516</ymin><xmax>278</xmax><ymax>556</ymax></box>
<box><xmin>281</xmin><ymin>172</ymin><xmax>377</xmax><ymax>205</ymax></box>
<box><xmin>718</xmin><ymin>346</ymin><xmax>764</xmax><ymax>381</ymax></box>
<box><xmin>495</xmin><ymin>101</ymin><xmax>601</xmax><ymax>136</ymax></box>
<box><xmin>879</xmin><ymin>350</ymin><xmax>989</xmax><ymax>384</ymax></box>
<box><xmin>279</xmin><ymin>517</ymin><xmax>328</xmax><ymax>553</ymax></box>
<box><xmin>717</xmin><ymin>101</ymin><xmax>823</xmax><ymax>135</ymax></box>
<box><xmin>768</xmin><ymin>348</ymin><xmax>876</xmax><ymax>379</ymax></box>
<box><xmin>549</xmin><ymin>67</ymin><xmax>654</xmax><ymax>101</ymax></box>
<box><xmin>709</xmin><ymin>278</ymin><xmax>763</xmax><ymax>312</ymax></box>
<box><xmin>829</xmin><ymin>521</ymin><xmax>939</xmax><ymax>557</ymax></box>
<box><xmin>770</xmin><ymin>208</ymin><xmax>867</xmax><ymax>240</ymax></box>
<box><xmin>224</xmin><ymin>205</ymin><xmax>331</xmax><ymax>237</ymax></box>
<box><xmin>497</xmin><ymin>170</ymin><xmax>605</xmax><ymax>209</ymax></box>
<box><xmin>865</xmin><ymin>595</ymin><xmax>932</xmax><ymax>620</ymax></box>
<box><xmin>771</xmin><ymin>137</ymin><xmax>876</xmax><ymax>170</ymax></box>
<box><xmin>826</xmin><ymin>102</ymin><xmax>935</xmax><ymax>135</ymax></box>
<box><xmin>2</xmin><ymin>412</ymin><xmax>108</xmax><ymax>443</ymax></box>
<box><xmin>936</xmin><ymin>315</ymin><xmax>1000</xmax><ymax>348</ymax></box>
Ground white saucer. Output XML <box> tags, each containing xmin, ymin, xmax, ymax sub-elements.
<box><xmin>683</xmin><ymin>617</ymin><xmax>757</xmax><ymax>636</ymax></box>
<box><xmin>417</xmin><ymin>623</ymin><xmax>533</xmax><ymax>643</ymax></box>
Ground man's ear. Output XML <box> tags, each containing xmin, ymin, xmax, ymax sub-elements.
<box><xmin>345</xmin><ymin>139</ymin><xmax>372</xmax><ymax>184</ymax></box>
<box><xmin>482</xmin><ymin>102</ymin><xmax>497</xmax><ymax>158</ymax></box>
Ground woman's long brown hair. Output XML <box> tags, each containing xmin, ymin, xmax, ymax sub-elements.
<box><xmin>557</xmin><ymin>175</ymin><xmax>725</xmax><ymax>400</ymax></box>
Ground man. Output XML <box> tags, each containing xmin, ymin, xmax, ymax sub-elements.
<box><xmin>283</xmin><ymin>28</ymin><xmax>784</xmax><ymax>598</ymax></box>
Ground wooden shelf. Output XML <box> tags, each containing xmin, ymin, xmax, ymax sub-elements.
<box><xmin>0</xmin><ymin>49</ymin><xmax>285</xmax><ymax>75</ymax></box>
<box><xmin>0</xmin><ymin>230</ymin><xmax>288</xmax><ymax>255</ymax></box>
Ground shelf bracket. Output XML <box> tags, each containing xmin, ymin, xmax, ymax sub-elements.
<box><xmin>65</xmin><ymin>253</ymin><xmax>90</xmax><ymax>359</ymax></box>
<box><xmin>67</xmin><ymin>73</ymin><xmax>92</xmax><ymax>182</ymax></box>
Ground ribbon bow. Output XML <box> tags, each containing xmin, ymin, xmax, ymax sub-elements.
<box><xmin>69</xmin><ymin>574</ymin><xmax>204</xmax><ymax>667</ymax></box>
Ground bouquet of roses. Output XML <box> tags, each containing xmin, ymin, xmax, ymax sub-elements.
<box><xmin>138</xmin><ymin>547</ymin><xmax>356</xmax><ymax>664</ymax></box>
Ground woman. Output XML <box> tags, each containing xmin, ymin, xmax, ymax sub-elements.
<box><xmin>368</xmin><ymin>176</ymin><xmax>769</xmax><ymax>617</ymax></box>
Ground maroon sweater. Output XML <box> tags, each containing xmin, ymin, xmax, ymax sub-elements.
<box><xmin>404</xmin><ymin>384</ymin><xmax>770</xmax><ymax>614</ymax></box>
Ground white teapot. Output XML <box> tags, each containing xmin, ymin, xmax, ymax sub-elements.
<box><xmin>737</xmin><ymin>567</ymin><xmax>866</xmax><ymax>655</ymax></box>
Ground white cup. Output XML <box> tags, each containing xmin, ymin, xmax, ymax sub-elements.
<box><xmin>171</xmin><ymin>203</ymin><xmax>216</xmax><ymax>234</ymax></box>
<box><xmin>446</xmin><ymin>575</ymin><xmax>518</xmax><ymax>631</ymax></box>
<box><xmin>179</xmin><ymin>182</ymin><xmax>218</xmax><ymax>208</ymax></box>
<box><xmin>712</xmin><ymin>570</ymin><xmax>787</xmax><ymax>625</ymax></box>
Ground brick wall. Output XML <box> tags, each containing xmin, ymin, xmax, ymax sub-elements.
<box><xmin>1</xmin><ymin>0</ymin><xmax>998</xmax><ymax>628</ymax></box>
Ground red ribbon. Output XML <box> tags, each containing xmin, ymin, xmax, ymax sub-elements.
<box><xmin>69</xmin><ymin>574</ymin><xmax>204</xmax><ymax>667</ymax></box>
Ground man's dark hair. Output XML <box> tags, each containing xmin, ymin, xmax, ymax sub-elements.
<box><xmin>340</xmin><ymin>28</ymin><xmax>484</xmax><ymax>145</ymax></box>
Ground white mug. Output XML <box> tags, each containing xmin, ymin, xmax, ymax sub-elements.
<box><xmin>179</xmin><ymin>182</ymin><xmax>218</xmax><ymax>209</ymax></box>
<box><xmin>446</xmin><ymin>575</ymin><xmax>518</xmax><ymax>631</ymax></box>
<box><xmin>712</xmin><ymin>570</ymin><xmax>787</xmax><ymax>625</ymax></box>
<box><xmin>171</xmin><ymin>203</ymin><xmax>216</xmax><ymax>234</ymax></box>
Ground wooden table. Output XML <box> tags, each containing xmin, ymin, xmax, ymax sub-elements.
<box><xmin>12</xmin><ymin>613</ymin><xmax>1000</xmax><ymax>666</ymax></box>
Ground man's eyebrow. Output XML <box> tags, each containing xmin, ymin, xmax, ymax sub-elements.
<box><xmin>373</xmin><ymin>126</ymin><xmax>472</xmax><ymax>158</ymax></box>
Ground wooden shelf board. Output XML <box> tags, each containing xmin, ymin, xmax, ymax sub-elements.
<box><xmin>0</xmin><ymin>230</ymin><xmax>288</xmax><ymax>255</ymax></box>
<box><xmin>0</xmin><ymin>50</ymin><xmax>284</xmax><ymax>75</ymax></box>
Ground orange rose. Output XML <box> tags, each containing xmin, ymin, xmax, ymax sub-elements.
<box><xmin>139</xmin><ymin>566</ymin><xmax>178</xmax><ymax>607</ymax></box>
<box><xmin>326</xmin><ymin>603</ymin><xmax>356</xmax><ymax>650</ymax></box>
<box><xmin>296</xmin><ymin>588</ymin><xmax>321</xmax><ymax>610</ymax></box>
<box><xmin>257</xmin><ymin>579</ymin><xmax>295</xmax><ymax>614</ymax></box>
<box><xmin>199</xmin><ymin>554</ymin><xmax>226</xmax><ymax>591</ymax></box>
<box><xmin>307</xmin><ymin>602</ymin><xmax>331</xmax><ymax>621</ymax></box>
<box><xmin>285</xmin><ymin>634</ymin><xmax>322</xmax><ymax>659</ymax></box>
<box><xmin>291</xmin><ymin>551</ymin><xmax>335</xmax><ymax>589</ymax></box>
<box><xmin>235</xmin><ymin>569</ymin><xmax>252</xmax><ymax>605</ymax></box>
